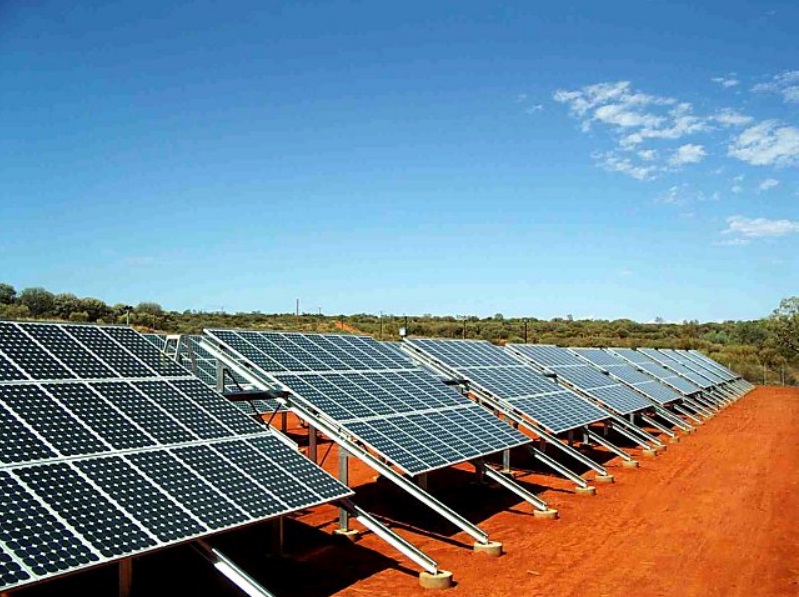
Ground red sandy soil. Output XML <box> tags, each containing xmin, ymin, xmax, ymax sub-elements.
<box><xmin>288</xmin><ymin>385</ymin><xmax>799</xmax><ymax>597</ymax></box>
<box><xmin>16</xmin><ymin>386</ymin><xmax>799</xmax><ymax>597</ymax></box>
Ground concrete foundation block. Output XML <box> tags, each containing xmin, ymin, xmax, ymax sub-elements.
<box><xmin>419</xmin><ymin>570</ymin><xmax>454</xmax><ymax>590</ymax></box>
<box><xmin>574</xmin><ymin>485</ymin><xmax>597</xmax><ymax>496</ymax></box>
<box><xmin>473</xmin><ymin>540</ymin><xmax>503</xmax><ymax>557</ymax></box>
<box><xmin>594</xmin><ymin>474</ymin><xmax>614</xmax><ymax>484</ymax></box>
<box><xmin>532</xmin><ymin>508</ymin><xmax>559</xmax><ymax>520</ymax></box>
<box><xmin>622</xmin><ymin>459</ymin><xmax>640</xmax><ymax>468</ymax></box>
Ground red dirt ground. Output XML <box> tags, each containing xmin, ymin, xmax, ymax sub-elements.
<box><xmin>15</xmin><ymin>386</ymin><xmax>799</xmax><ymax>597</ymax></box>
<box><xmin>295</xmin><ymin>386</ymin><xmax>799</xmax><ymax>597</ymax></box>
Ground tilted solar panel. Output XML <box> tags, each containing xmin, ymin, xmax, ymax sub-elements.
<box><xmin>0</xmin><ymin>322</ymin><xmax>351</xmax><ymax>593</ymax></box>
<box><xmin>204</xmin><ymin>330</ymin><xmax>529</xmax><ymax>476</ymax></box>
<box><xmin>680</xmin><ymin>350</ymin><xmax>737</xmax><ymax>381</ymax></box>
<box><xmin>570</xmin><ymin>347</ymin><xmax>682</xmax><ymax>405</ymax></box>
<box><xmin>507</xmin><ymin>344</ymin><xmax>652</xmax><ymax>415</ymax></box>
<box><xmin>638</xmin><ymin>348</ymin><xmax>715</xmax><ymax>389</ymax></box>
<box><xmin>658</xmin><ymin>349</ymin><xmax>728</xmax><ymax>384</ymax></box>
<box><xmin>403</xmin><ymin>338</ymin><xmax>610</xmax><ymax>434</ymax></box>
<box><xmin>609</xmin><ymin>348</ymin><xmax>702</xmax><ymax>395</ymax></box>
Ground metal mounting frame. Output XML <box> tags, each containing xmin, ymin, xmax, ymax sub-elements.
<box><xmin>400</xmin><ymin>344</ymin><xmax>611</xmax><ymax>482</ymax></box>
<box><xmin>201</xmin><ymin>339</ymin><xmax>499</xmax><ymax>549</ymax></box>
<box><xmin>584</xmin><ymin>429</ymin><xmax>634</xmax><ymax>462</ymax></box>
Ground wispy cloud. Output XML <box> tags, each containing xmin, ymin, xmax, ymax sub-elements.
<box><xmin>713</xmin><ymin>238</ymin><xmax>750</xmax><ymax>246</ymax></box>
<box><xmin>123</xmin><ymin>256</ymin><xmax>156</xmax><ymax>267</ymax></box>
<box><xmin>722</xmin><ymin>215</ymin><xmax>799</xmax><ymax>238</ymax></box>
<box><xmin>752</xmin><ymin>71</ymin><xmax>799</xmax><ymax>104</ymax></box>
<box><xmin>758</xmin><ymin>178</ymin><xmax>780</xmax><ymax>192</ymax></box>
<box><xmin>526</xmin><ymin>104</ymin><xmax>543</xmax><ymax>114</ymax></box>
<box><xmin>711</xmin><ymin>75</ymin><xmax>740</xmax><ymax>88</ymax></box>
<box><xmin>670</xmin><ymin>143</ymin><xmax>707</xmax><ymax>165</ymax></box>
<box><xmin>728</xmin><ymin>120</ymin><xmax>799</xmax><ymax>167</ymax></box>
<box><xmin>553</xmin><ymin>80</ymin><xmax>750</xmax><ymax>179</ymax></box>
<box><xmin>594</xmin><ymin>151</ymin><xmax>658</xmax><ymax>180</ymax></box>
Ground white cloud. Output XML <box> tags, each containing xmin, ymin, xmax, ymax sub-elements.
<box><xmin>713</xmin><ymin>108</ymin><xmax>753</xmax><ymax>127</ymax></box>
<box><xmin>618</xmin><ymin>268</ymin><xmax>633</xmax><ymax>276</ymax></box>
<box><xmin>656</xmin><ymin>186</ymin><xmax>683</xmax><ymax>204</ymax></box>
<box><xmin>728</xmin><ymin>120</ymin><xmax>799</xmax><ymax>167</ymax></box>
<box><xmin>595</xmin><ymin>151</ymin><xmax>658</xmax><ymax>180</ymax></box>
<box><xmin>526</xmin><ymin>104</ymin><xmax>543</xmax><ymax>114</ymax></box>
<box><xmin>752</xmin><ymin>71</ymin><xmax>799</xmax><ymax>104</ymax></box>
<box><xmin>638</xmin><ymin>149</ymin><xmax>657</xmax><ymax>161</ymax></box>
<box><xmin>712</xmin><ymin>76</ymin><xmax>740</xmax><ymax>88</ymax></box>
<box><xmin>723</xmin><ymin>215</ymin><xmax>799</xmax><ymax>238</ymax></box>
<box><xmin>670</xmin><ymin>144</ymin><xmax>707</xmax><ymax>165</ymax></box>
<box><xmin>713</xmin><ymin>238</ymin><xmax>750</xmax><ymax>246</ymax></box>
<box><xmin>758</xmin><ymin>178</ymin><xmax>780</xmax><ymax>192</ymax></box>
<box><xmin>515</xmin><ymin>93</ymin><xmax>528</xmax><ymax>103</ymax></box>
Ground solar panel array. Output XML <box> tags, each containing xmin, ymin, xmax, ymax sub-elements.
<box><xmin>684</xmin><ymin>350</ymin><xmax>739</xmax><ymax>381</ymax></box>
<box><xmin>0</xmin><ymin>322</ymin><xmax>351</xmax><ymax>593</ymax></box>
<box><xmin>685</xmin><ymin>350</ymin><xmax>742</xmax><ymax>379</ymax></box>
<box><xmin>506</xmin><ymin>344</ymin><xmax>652</xmax><ymax>415</ymax></box>
<box><xmin>658</xmin><ymin>349</ymin><xmax>728</xmax><ymax>385</ymax></box>
<box><xmin>143</xmin><ymin>333</ymin><xmax>274</xmax><ymax>416</ymax></box>
<box><xmin>608</xmin><ymin>348</ymin><xmax>702</xmax><ymax>395</ymax></box>
<box><xmin>637</xmin><ymin>349</ymin><xmax>715</xmax><ymax>390</ymax></box>
<box><xmin>403</xmin><ymin>339</ymin><xmax>610</xmax><ymax>434</ymax></box>
<box><xmin>570</xmin><ymin>348</ymin><xmax>682</xmax><ymax>405</ymax></box>
<box><xmin>204</xmin><ymin>330</ymin><xmax>529</xmax><ymax>475</ymax></box>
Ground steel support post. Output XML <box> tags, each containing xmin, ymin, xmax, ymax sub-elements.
<box><xmin>338</xmin><ymin>449</ymin><xmax>350</xmax><ymax>532</ymax></box>
<box><xmin>340</xmin><ymin>500</ymin><xmax>439</xmax><ymax>575</ymax></box>
<box><xmin>639</xmin><ymin>413</ymin><xmax>675</xmax><ymax>438</ymax></box>
<box><xmin>481</xmin><ymin>464</ymin><xmax>549</xmax><ymax>511</ymax></box>
<box><xmin>119</xmin><ymin>558</ymin><xmax>133</xmax><ymax>597</ymax></box>
<box><xmin>502</xmin><ymin>448</ymin><xmax>511</xmax><ymax>473</ymax></box>
<box><xmin>674</xmin><ymin>403</ymin><xmax>702</xmax><ymax>424</ymax></box>
<box><xmin>654</xmin><ymin>405</ymin><xmax>692</xmax><ymax>430</ymax></box>
<box><xmin>308</xmin><ymin>425</ymin><xmax>318</xmax><ymax>463</ymax></box>
<box><xmin>527</xmin><ymin>445</ymin><xmax>588</xmax><ymax>488</ymax></box>
<box><xmin>585</xmin><ymin>429</ymin><xmax>634</xmax><ymax>461</ymax></box>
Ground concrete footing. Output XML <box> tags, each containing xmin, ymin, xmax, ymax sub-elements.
<box><xmin>642</xmin><ymin>448</ymin><xmax>658</xmax><ymax>458</ymax></box>
<box><xmin>419</xmin><ymin>570</ymin><xmax>454</xmax><ymax>590</ymax></box>
<box><xmin>594</xmin><ymin>474</ymin><xmax>615</xmax><ymax>484</ymax></box>
<box><xmin>333</xmin><ymin>529</ymin><xmax>361</xmax><ymax>542</ymax></box>
<box><xmin>655</xmin><ymin>444</ymin><xmax>667</xmax><ymax>453</ymax></box>
<box><xmin>473</xmin><ymin>541</ymin><xmax>503</xmax><ymax>557</ymax></box>
<box><xmin>622</xmin><ymin>459</ymin><xmax>640</xmax><ymax>468</ymax></box>
<box><xmin>669</xmin><ymin>435</ymin><xmax>681</xmax><ymax>443</ymax></box>
<box><xmin>574</xmin><ymin>485</ymin><xmax>596</xmax><ymax>496</ymax></box>
<box><xmin>532</xmin><ymin>508</ymin><xmax>559</xmax><ymax>520</ymax></box>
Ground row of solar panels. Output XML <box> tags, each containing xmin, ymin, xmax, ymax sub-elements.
<box><xmin>0</xmin><ymin>321</ymin><xmax>748</xmax><ymax>594</ymax></box>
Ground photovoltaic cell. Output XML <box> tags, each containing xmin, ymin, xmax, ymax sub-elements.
<box><xmin>0</xmin><ymin>322</ymin><xmax>351</xmax><ymax>593</ymax></box>
<box><xmin>570</xmin><ymin>347</ymin><xmax>682</xmax><ymax>405</ymax></box>
<box><xmin>637</xmin><ymin>349</ymin><xmax>715</xmax><ymax>389</ymax></box>
<box><xmin>507</xmin><ymin>344</ymin><xmax>652</xmax><ymax>415</ymax></box>
<box><xmin>608</xmin><ymin>349</ymin><xmax>702</xmax><ymax>395</ymax></box>
<box><xmin>403</xmin><ymin>338</ymin><xmax>610</xmax><ymax>434</ymax></box>
<box><xmin>205</xmin><ymin>330</ymin><xmax>529</xmax><ymax>475</ymax></box>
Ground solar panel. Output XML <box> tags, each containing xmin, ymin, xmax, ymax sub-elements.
<box><xmin>403</xmin><ymin>338</ymin><xmax>610</xmax><ymax>434</ymax></box>
<box><xmin>0</xmin><ymin>322</ymin><xmax>351</xmax><ymax>593</ymax></box>
<box><xmin>658</xmin><ymin>349</ymin><xmax>729</xmax><ymax>384</ymax></box>
<box><xmin>204</xmin><ymin>330</ymin><xmax>529</xmax><ymax>475</ymax></box>
<box><xmin>570</xmin><ymin>347</ymin><xmax>683</xmax><ymax>405</ymax></box>
<box><xmin>608</xmin><ymin>348</ymin><xmax>702</xmax><ymax>395</ymax></box>
<box><xmin>637</xmin><ymin>349</ymin><xmax>715</xmax><ymax>389</ymax></box>
<box><xmin>687</xmin><ymin>350</ymin><xmax>739</xmax><ymax>377</ymax></box>
<box><xmin>507</xmin><ymin>344</ymin><xmax>652</xmax><ymax>415</ymax></box>
<box><xmin>142</xmin><ymin>334</ymin><xmax>276</xmax><ymax>416</ymax></box>
<box><xmin>683</xmin><ymin>350</ymin><xmax>739</xmax><ymax>381</ymax></box>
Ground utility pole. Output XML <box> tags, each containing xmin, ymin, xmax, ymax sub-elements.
<box><xmin>296</xmin><ymin>299</ymin><xmax>300</xmax><ymax>329</ymax></box>
<box><xmin>379</xmin><ymin>311</ymin><xmax>384</xmax><ymax>341</ymax></box>
<box><xmin>524</xmin><ymin>319</ymin><xmax>528</xmax><ymax>344</ymax></box>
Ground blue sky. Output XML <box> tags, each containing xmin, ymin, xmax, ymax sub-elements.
<box><xmin>1</xmin><ymin>1</ymin><xmax>797</xmax><ymax>322</ymax></box>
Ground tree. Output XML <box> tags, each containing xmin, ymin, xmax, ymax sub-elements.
<box><xmin>0</xmin><ymin>283</ymin><xmax>16</xmax><ymax>305</ymax></box>
<box><xmin>18</xmin><ymin>287</ymin><xmax>55</xmax><ymax>317</ymax></box>
<box><xmin>767</xmin><ymin>297</ymin><xmax>799</xmax><ymax>356</ymax></box>
<box><xmin>53</xmin><ymin>293</ymin><xmax>81</xmax><ymax>319</ymax></box>
<box><xmin>78</xmin><ymin>298</ymin><xmax>111</xmax><ymax>321</ymax></box>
